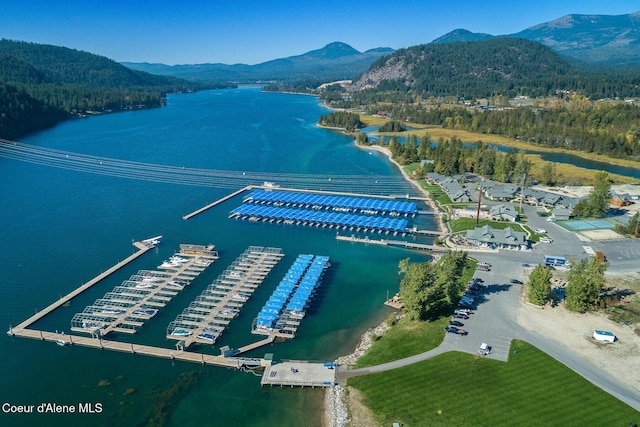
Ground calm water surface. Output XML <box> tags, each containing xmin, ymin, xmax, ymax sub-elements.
<box><xmin>0</xmin><ymin>89</ymin><xmax>432</xmax><ymax>427</ymax></box>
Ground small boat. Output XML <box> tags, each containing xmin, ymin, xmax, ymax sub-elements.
<box><xmin>170</xmin><ymin>255</ymin><xmax>188</xmax><ymax>263</ymax></box>
<box><xmin>232</xmin><ymin>292</ymin><xmax>250</xmax><ymax>302</ymax></box>
<box><xmin>171</xmin><ymin>329</ymin><xmax>192</xmax><ymax>337</ymax></box>
<box><xmin>82</xmin><ymin>321</ymin><xmax>106</xmax><ymax>330</ymax></box>
<box><xmin>220</xmin><ymin>309</ymin><xmax>239</xmax><ymax>318</ymax></box>
<box><xmin>135</xmin><ymin>282</ymin><xmax>155</xmax><ymax>289</ymax></box>
<box><xmin>99</xmin><ymin>309</ymin><xmax>125</xmax><ymax>315</ymax></box>
<box><xmin>166</xmin><ymin>280</ymin><xmax>188</xmax><ymax>290</ymax></box>
<box><xmin>159</xmin><ymin>260</ymin><xmax>181</xmax><ymax>269</ymax></box>
<box><xmin>55</xmin><ymin>339</ymin><xmax>69</xmax><ymax>347</ymax></box>
<box><xmin>196</xmin><ymin>333</ymin><xmax>216</xmax><ymax>343</ymax></box>
<box><xmin>133</xmin><ymin>308</ymin><xmax>158</xmax><ymax>318</ymax></box>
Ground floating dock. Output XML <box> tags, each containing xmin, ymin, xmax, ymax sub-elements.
<box><xmin>166</xmin><ymin>246</ymin><xmax>284</xmax><ymax>348</ymax></box>
<box><xmin>336</xmin><ymin>234</ymin><xmax>448</xmax><ymax>252</ymax></box>
<box><xmin>70</xmin><ymin>244</ymin><xmax>218</xmax><ymax>337</ymax></box>
<box><xmin>253</xmin><ymin>254</ymin><xmax>330</xmax><ymax>339</ymax></box>
<box><xmin>261</xmin><ymin>361</ymin><xmax>337</xmax><ymax>388</ymax></box>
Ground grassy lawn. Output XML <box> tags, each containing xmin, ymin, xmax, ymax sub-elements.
<box><xmin>449</xmin><ymin>217</ymin><xmax>527</xmax><ymax>233</ymax></box>
<box><xmin>354</xmin><ymin>316</ymin><xmax>447</xmax><ymax>368</ymax></box>
<box><xmin>348</xmin><ymin>340</ymin><xmax>640</xmax><ymax>426</ymax></box>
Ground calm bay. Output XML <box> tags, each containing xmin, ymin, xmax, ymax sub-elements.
<box><xmin>0</xmin><ymin>89</ymin><xmax>432</xmax><ymax>427</ymax></box>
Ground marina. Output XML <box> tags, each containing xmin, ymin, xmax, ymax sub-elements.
<box><xmin>166</xmin><ymin>246</ymin><xmax>284</xmax><ymax>348</ymax></box>
<box><xmin>253</xmin><ymin>254</ymin><xmax>330</xmax><ymax>339</ymax></box>
<box><xmin>335</xmin><ymin>234</ymin><xmax>448</xmax><ymax>252</ymax></box>
<box><xmin>69</xmin><ymin>243</ymin><xmax>218</xmax><ymax>337</ymax></box>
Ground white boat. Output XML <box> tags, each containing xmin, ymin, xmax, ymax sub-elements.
<box><xmin>99</xmin><ymin>309</ymin><xmax>125</xmax><ymax>315</ymax></box>
<box><xmin>133</xmin><ymin>308</ymin><xmax>158</xmax><ymax>318</ymax></box>
<box><xmin>171</xmin><ymin>329</ymin><xmax>192</xmax><ymax>337</ymax></box>
<box><xmin>81</xmin><ymin>321</ymin><xmax>106</xmax><ymax>330</ymax></box>
<box><xmin>56</xmin><ymin>339</ymin><xmax>69</xmax><ymax>347</ymax></box>
<box><xmin>170</xmin><ymin>255</ymin><xmax>188</xmax><ymax>264</ymax></box>
<box><xmin>166</xmin><ymin>281</ymin><xmax>187</xmax><ymax>290</ymax></box>
<box><xmin>232</xmin><ymin>293</ymin><xmax>250</xmax><ymax>302</ymax></box>
<box><xmin>159</xmin><ymin>260</ymin><xmax>181</xmax><ymax>269</ymax></box>
<box><xmin>196</xmin><ymin>332</ymin><xmax>217</xmax><ymax>343</ymax></box>
<box><xmin>220</xmin><ymin>309</ymin><xmax>239</xmax><ymax>318</ymax></box>
<box><xmin>135</xmin><ymin>282</ymin><xmax>155</xmax><ymax>289</ymax></box>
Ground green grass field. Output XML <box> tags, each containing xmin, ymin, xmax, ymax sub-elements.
<box><xmin>449</xmin><ymin>217</ymin><xmax>527</xmax><ymax>234</ymax></box>
<box><xmin>348</xmin><ymin>340</ymin><xmax>640</xmax><ymax>426</ymax></box>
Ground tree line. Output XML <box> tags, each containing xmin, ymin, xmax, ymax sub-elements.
<box><xmin>318</xmin><ymin>111</ymin><xmax>363</xmax><ymax>132</ymax></box>
<box><xmin>398</xmin><ymin>251</ymin><xmax>470</xmax><ymax>321</ymax></box>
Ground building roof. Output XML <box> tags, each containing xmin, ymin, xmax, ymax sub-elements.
<box><xmin>466</xmin><ymin>225</ymin><xmax>527</xmax><ymax>247</ymax></box>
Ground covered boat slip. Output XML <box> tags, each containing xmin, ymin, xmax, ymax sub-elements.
<box><xmin>230</xmin><ymin>204</ymin><xmax>409</xmax><ymax>234</ymax></box>
<box><xmin>243</xmin><ymin>189</ymin><xmax>417</xmax><ymax>217</ymax></box>
<box><xmin>70</xmin><ymin>246</ymin><xmax>218</xmax><ymax>337</ymax></box>
<box><xmin>166</xmin><ymin>246</ymin><xmax>284</xmax><ymax>348</ymax></box>
<box><xmin>254</xmin><ymin>254</ymin><xmax>330</xmax><ymax>338</ymax></box>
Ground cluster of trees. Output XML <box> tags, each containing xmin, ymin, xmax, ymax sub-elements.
<box><xmin>361</xmin><ymin>130</ymin><xmax>535</xmax><ymax>184</ymax></box>
<box><xmin>527</xmin><ymin>265</ymin><xmax>553</xmax><ymax>306</ymax></box>
<box><xmin>0</xmin><ymin>39</ymin><xmax>205</xmax><ymax>139</ymax></box>
<box><xmin>378</xmin><ymin>120</ymin><xmax>406</xmax><ymax>133</ymax></box>
<box><xmin>614</xmin><ymin>212</ymin><xmax>639</xmax><ymax>237</ymax></box>
<box><xmin>565</xmin><ymin>257</ymin><xmax>608</xmax><ymax>312</ymax></box>
<box><xmin>527</xmin><ymin>257</ymin><xmax>608</xmax><ymax>312</ymax></box>
<box><xmin>398</xmin><ymin>251</ymin><xmax>469</xmax><ymax>321</ymax></box>
<box><xmin>318</xmin><ymin>111</ymin><xmax>363</xmax><ymax>132</ymax></box>
<box><xmin>383</xmin><ymin>103</ymin><xmax>640</xmax><ymax>161</ymax></box>
<box><xmin>572</xmin><ymin>171</ymin><xmax>611</xmax><ymax>218</ymax></box>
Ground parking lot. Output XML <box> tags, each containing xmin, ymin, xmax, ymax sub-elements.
<box><xmin>440</xmin><ymin>258</ymin><xmax>525</xmax><ymax>361</ymax></box>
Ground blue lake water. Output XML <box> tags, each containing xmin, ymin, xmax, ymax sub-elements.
<box><xmin>0</xmin><ymin>89</ymin><xmax>432</xmax><ymax>427</ymax></box>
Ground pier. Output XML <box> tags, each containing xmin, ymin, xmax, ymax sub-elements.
<box><xmin>182</xmin><ymin>185</ymin><xmax>253</xmax><ymax>220</ymax></box>
<box><xmin>336</xmin><ymin>234</ymin><xmax>448</xmax><ymax>252</ymax></box>
<box><xmin>14</xmin><ymin>239</ymin><xmax>155</xmax><ymax>330</ymax></box>
<box><xmin>166</xmin><ymin>246</ymin><xmax>284</xmax><ymax>348</ymax></box>
<box><xmin>70</xmin><ymin>244</ymin><xmax>218</xmax><ymax>337</ymax></box>
<box><xmin>261</xmin><ymin>361</ymin><xmax>336</xmax><ymax>388</ymax></box>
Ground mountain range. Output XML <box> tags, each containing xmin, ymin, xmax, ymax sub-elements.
<box><xmin>123</xmin><ymin>42</ymin><xmax>394</xmax><ymax>83</ymax></box>
<box><xmin>433</xmin><ymin>11</ymin><xmax>640</xmax><ymax>68</ymax></box>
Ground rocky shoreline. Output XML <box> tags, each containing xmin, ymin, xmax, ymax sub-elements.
<box><xmin>322</xmin><ymin>136</ymin><xmax>444</xmax><ymax>427</ymax></box>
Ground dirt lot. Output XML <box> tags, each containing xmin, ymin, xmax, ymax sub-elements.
<box><xmin>517</xmin><ymin>276</ymin><xmax>640</xmax><ymax>396</ymax></box>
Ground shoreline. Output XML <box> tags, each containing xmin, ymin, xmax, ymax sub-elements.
<box><xmin>322</xmin><ymin>137</ymin><xmax>446</xmax><ymax>427</ymax></box>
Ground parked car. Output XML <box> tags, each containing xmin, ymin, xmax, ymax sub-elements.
<box><xmin>458</xmin><ymin>302</ymin><xmax>476</xmax><ymax>310</ymax></box>
<box><xmin>453</xmin><ymin>313</ymin><xmax>470</xmax><ymax>320</ymax></box>
<box><xmin>445</xmin><ymin>326</ymin><xmax>468</xmax><ymax>335</ymax></box>
<box><xmin>478</xmin><ymin>342</ymin><xmax>492</xmax><ymax>355</ymax></box>
<box><xmin>449</xmin><ymin>320</ymin><xmax>464</xmax><ymax>327</ymax></box>
<box><xmin>510</xmin><ymin>279</ymin><xmax>523</xmax><ymax>284</ymax></box>
<box><xmin>455</xmin><ymin>308</ymin><xmax>473</xmax><ymax>316</ymax></box>
<box><xmin>540</xmin><ymin>237</ymin><xmax>553</xmax><ymax>243</ymax></box>
<box><xmin>534</xmin><ymin>228</ymin><xmax>547</xmax><ymax>234</ymax></box>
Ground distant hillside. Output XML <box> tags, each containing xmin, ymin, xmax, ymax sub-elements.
<box><xmin>0</xmin><ymin>39</ymin><xmax>209</xmax><ymax>139</ymax></box>
<box><xmin>432</xmin><ymin>11</ymin><xmax>640</xmax><ymax>68</ymax></box>
<box><xmin>431</xmin><ymin>29</ymin><xmax>495</xmax><ymax>44</ymax></box>
<box><xmin>351</xmin><ymin>38</ymin><xmax>582</xmax><ymax>98</ymax></box>
<box><xmin>123</xmin><ymin>42</ymin><xmax>394</xmax><ymax>83</ymax></box>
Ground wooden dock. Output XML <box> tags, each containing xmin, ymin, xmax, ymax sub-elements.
<box><xmin>336</xmin><ymin>234</ymin><xmax>448</xmax><ymax>252</ymax></box>
<box><xmin>14</xmin><ymin>240</ymin><xmax>153</xmax><ymax>330</ymax></box>
<box><xmin>182</xmin><ymin>185</ymin><xmax>253</xmax><ymax>220</ymax></box>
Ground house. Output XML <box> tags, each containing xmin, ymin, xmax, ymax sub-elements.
<box><xmin>611</xmin><ymin>193</ymin><xmax>632</xmax><ymax>207</ymax></box>
<box><xmin>490</xmin><ymin>204</ymin><xmax>519</xmax><ymax>222</ymax></box>
<box><xmin>485</xmin><ymin>184</ymin><xmax>520</xmax><ymax>201</ymax></box>
<box><xmin>465</xmin><ymin>225</ymin><xmax>528</xmax><ymax>250</ymax></box>
<box><xmin>551</xmin><ymin>207</ymin><xmax>571</xmax><ymax>221</ymax></box>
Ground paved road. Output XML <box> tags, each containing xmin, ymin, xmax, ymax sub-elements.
<box><xmin>337</xmin><ymin>227</ymin><xmax>640</xmax><ymax>411</ymax></box>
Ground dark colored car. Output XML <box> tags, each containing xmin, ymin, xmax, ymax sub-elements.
<box><xmin>453</xmin><ymin>313</ymin><xmax>470</xmax><ymax>320</ymax></box>
<box><xmin>458</xmin><ymin>302</ymin><xmax>475</xmax><ymax>310</ymax></box>
<box><xmin>446</xmin><ymin>326</ymin><xmax>468</xmax><ymax>335</ymax></box>
<box><xmin>449</xmin><ymin>320</ymin><xmax>464</xmax><ymax>327</ymax></box>
<box><xmin>510</xmin><ymin>279</ymin><xmax>523</xmax><ymax>284</ymax></box>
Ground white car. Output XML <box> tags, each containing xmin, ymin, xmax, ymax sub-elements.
<box><xmin>534</xmin><ymin>228</ymin><xmax>547</xmax><ymax>234</ymax></box>
<box><xmin>540</xmin><ymin>237</ymin><xmax>553</xmax><ymax>243</ymax></box>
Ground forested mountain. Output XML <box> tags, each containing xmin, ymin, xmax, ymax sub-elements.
<box><xmin>433</xmin><ymin>11</ymin><xmax>640</xmax><ymax>68</ymax></box>
<box><xmin>0</xmin><ymin>39</ymin><xmax>213</xmax><ymax>139</ymax></box>
<box><xmin>349</xmin><ymin>37</ymin><xmax>640</xmax><ymax>99</ymax></box>
<box><xmin>123</xmin><ymin>42</ymin><xmax>394</xmax><ymax>83</ymax></box>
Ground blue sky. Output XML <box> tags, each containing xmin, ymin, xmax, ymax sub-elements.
<box><xmin>1</xmin><ymin>0</ymin><xmax>639</xmax><ymax>65</ymax></box>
